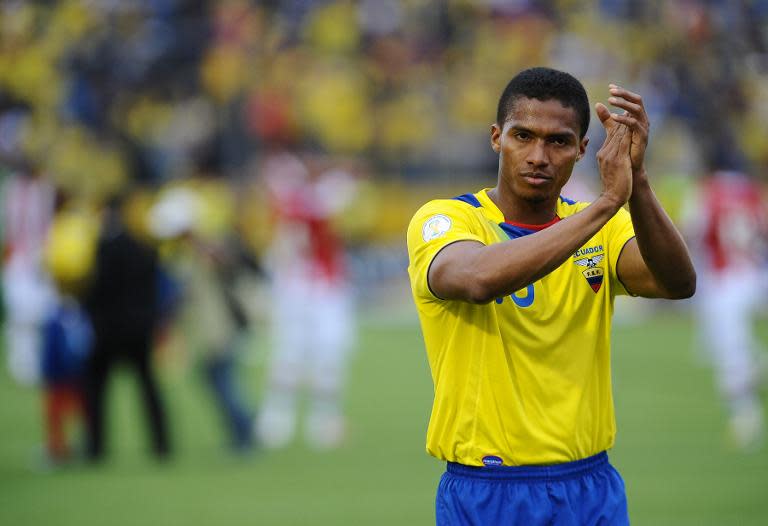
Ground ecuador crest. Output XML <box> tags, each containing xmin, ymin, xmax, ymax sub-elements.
<box><xmin>574</xmin><ymin>254</ymin><xmax>605</xmax><ymax>293</ymax></box>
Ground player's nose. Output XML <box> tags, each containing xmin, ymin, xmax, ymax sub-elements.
<box><xmin>526</xmin><ymin>140</ymin><xmax>548</xmax><ymax>166</ymax></box>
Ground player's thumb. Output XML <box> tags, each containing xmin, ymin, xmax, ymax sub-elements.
<box><xmin>595</xmin><ymin>103</ymin><xmax>612</xmax><ymax>126</ymax></box>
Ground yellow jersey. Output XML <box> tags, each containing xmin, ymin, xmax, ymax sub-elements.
<box><xmin>407</xmin><ymin>188</ymin><xmax>636</xmax><ymax>467</ymax></box>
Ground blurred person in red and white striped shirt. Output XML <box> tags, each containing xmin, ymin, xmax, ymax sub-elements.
<box><xmin>1</xmin><ymin>163</ymin><xmax>57</xmax><ymax>386</ymax></box>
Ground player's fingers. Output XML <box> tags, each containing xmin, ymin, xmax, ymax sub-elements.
<box><xmin>595</xmin><ymin>102</ymin><xmax>613</xmax><ymax>125</ymax></box>
<box><xmin>619</xmin><ymin>123</ymin><xmax>632</xmax><ymax>146</ymax></box>
<box><xmin>610</xmin><ymin>113</ymin><xmax>639</xmax><ymax>128</ymax></box>
<box><xmin>615</xmin><ymin>124</ymin><xmax>631</xmax><ymax>153</ymax></box>
<box><xmin>609</xmin><ymin>84</ymin><xmax>643</xmax><ymax>105</ymax></box>
<box><xmin>606</xmin><ymin>123</ymin><xmax>630</xmax><ymax>162</ymax></box>
<box><xmin>596</xmin><ymin>122</ymin><xmax>629</xmax><ymax>174</ymax></box>
<box><xmin>609</xmin><ymin>85</ymin><xmax>649</xmax><ymax>127</ymax></box>
<box><xmin>608</xmin><ymin>97</ymin><xmax>642</xmax><ymax>116</ymax></box>
<box><xmin>597</xmin><ymin>105</ymin><xmax>627</xmax><ymax>146</ymax></box>
<box><xmin>601</xmin><ymin>119</ymin><xmax>627</xmax><ymax>153</ymax></box>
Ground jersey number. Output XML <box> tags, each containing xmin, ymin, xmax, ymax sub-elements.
<box><xmin>495</xmin><ymin>283</ymin><xmax>535</xmax><ymax>308</ymax></box>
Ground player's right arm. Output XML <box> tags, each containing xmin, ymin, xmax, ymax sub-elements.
<box><xmin>429</xmin><ymin>116</ymin><xmax>633</xmax><ymax>304</ymax></box>
<box><xmin>428</xmin><ymin>199</ymin><xmax>622</xmax><ymax>303</ymax></box>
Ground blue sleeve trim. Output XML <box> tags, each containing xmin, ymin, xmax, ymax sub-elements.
<box><xmin>453</xmin><ymin>193</ymin><xmax>482</xmax><ymax>207</ymax></box>
<box><xmin>559</xmin><ymin>195</ymin><xmax>576</xmax><ymax>205</ymax></box>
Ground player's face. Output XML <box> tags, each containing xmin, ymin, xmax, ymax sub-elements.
<box><xmin>491</xmin><ymin>97</ymin><xmax>588</xmax><ymax>204</ymax></box>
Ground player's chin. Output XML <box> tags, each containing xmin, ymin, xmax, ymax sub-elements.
<box><xmin>519</xmin><ymin>189</ymin><xmax>554</xmax><ymax>204</ymax></box>
<box><xmin>510</xmin><ymin>178</ymin><xmax>558</xmax><ymax>203</ymax></box>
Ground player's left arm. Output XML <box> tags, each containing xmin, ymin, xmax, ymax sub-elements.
<box><xmin>607</xmin><ymin>84</ymin><xmax>697</xmax><ymax>299</ymax></box>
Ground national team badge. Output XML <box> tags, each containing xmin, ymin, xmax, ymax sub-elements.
<box><xmin>422</xmin><ymin>214</ymin><xmax>452</xmax><ymax>241</ymax></box>
<box><xmin>574</xmin><ymin>254</ymin><xmax>605</xmax><ymax>293</ymax></box>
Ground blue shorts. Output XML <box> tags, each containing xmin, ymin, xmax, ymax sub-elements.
<box><xmin>436</xmin><ymin>451</ymin><xmax>629</xmax><ymax>526</ymax></box>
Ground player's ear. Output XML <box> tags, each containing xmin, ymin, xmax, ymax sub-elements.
<box><xmin>490</xmin><ymin>123</ymin><xmax>502</xmax><ymax>154</ymax></box>
<box><xmin>576</xmin><ymin>136</ymin><xmax>589</xmax><ymax>161</ymax></box>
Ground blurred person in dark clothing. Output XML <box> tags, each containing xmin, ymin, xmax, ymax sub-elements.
<box><xmin>83</xmin><ymin>191</ymin><xmax>171</xmax><ymax>461</ymax></box>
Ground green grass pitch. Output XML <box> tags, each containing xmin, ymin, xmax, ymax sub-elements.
<box><xmin>0</xmin><ymin>310</ymin><xmax>766</xmax><ymax>525</ymax></box>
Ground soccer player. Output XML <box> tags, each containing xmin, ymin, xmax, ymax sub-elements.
<box><xmin>406</xmin><ymin>67</ymin><xmax>696</xmax><ymax>525</ymax></box>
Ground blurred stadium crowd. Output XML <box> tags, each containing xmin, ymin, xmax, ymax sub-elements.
<box><xmin>3</xmin><ymin>1</ymin><xmax>768</xmax><ymax>199</ymax></box>
<box><xmin>1</xmin><ymin>0</ymin><xmax>768</xmax><ymax>462</ymax></box>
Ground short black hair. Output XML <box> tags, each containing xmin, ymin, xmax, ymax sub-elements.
<box><xmin>496</xmin><ymin>67</ymin><xmax>590</xmax><ymax>138</ymax></box>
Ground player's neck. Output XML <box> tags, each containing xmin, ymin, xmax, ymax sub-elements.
<box><xmin>487</xmin><ymin>187</ymin><xmax>558</xmax><ymax>226</ymax></box>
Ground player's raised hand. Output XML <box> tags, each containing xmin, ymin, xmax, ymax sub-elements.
<box><xmin>604</xmin><ymin>84</ymin><xmax>649</xmax><ymax>175</ymax></box>
<box><xmin>595</xmin><ymin>102</ymin><xmax>633</xmax><ymax>206</ymax></box>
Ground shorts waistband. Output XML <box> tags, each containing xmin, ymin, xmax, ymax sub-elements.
<box><xmin>446</xmin><ymin>451</ymin><xmax>609</xmax><ymax>482</ymax></box>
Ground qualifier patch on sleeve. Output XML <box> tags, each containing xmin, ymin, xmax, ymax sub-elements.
<box><xmin>422</xmin><ymin>214</ymin><xmax>452</xmax><ymax>241</ymax></box>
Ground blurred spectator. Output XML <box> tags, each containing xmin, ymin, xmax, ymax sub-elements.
<box><xmin>39</xmin><ymin>294</ymin><xmax>92</xmax><ymax>465</ymax></box>
<box><xmin>83</xmin><ymin>191</ymin><xmax>171</xmax><ymax>462</ymax></box>
<box><xmin>256</xmin><ymin>150</ymin><xmax>358</xmax><ymax>449</ymax></box>
<box><xmin>684</xmin><ymin>167</ymin><xmax>768</xmax><ymax>451</ymax></box>
<box><xmin>38</xmin><ymin>191</ymin><xmax>99</xmax><ymax>465</ymax></box>
<box><xmin>1</xmin><ymin>165</ymin><xmax>56</xmax><ymax>386</ymax></box>
<box><xmin>150</xmin><ymin>182</ymin><xmax>259</xmax><ymax>453</ymax></box>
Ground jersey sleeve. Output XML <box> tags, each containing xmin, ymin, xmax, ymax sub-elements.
<box><xmin>407</xmin><ymin>199</ymin><xmax>485</xmax><ymax>300</ymax></box>
<box><xmin>606</xmin><ymin>206</ymin><xmax>636</xmax><ymax>296</ymax></box>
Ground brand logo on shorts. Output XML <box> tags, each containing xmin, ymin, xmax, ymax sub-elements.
<box><xmin>482</xmin><ymin>455</ymin><xmax>503</xmax><ymax>466</ymax></box>
<box><xmin>422</xmin><ymin>214</ymin><xmax>452</xmax><ymax>241</ymax></box>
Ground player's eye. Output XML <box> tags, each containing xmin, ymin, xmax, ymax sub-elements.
<box><xmin>514</xmin><ymin>131</ymin><xmax>531</xmax><ymax>141</ymax></box>
<box><xmin>549</xmin><ymin>136</ymin><xmax>567</xmax><ymax>146</ymax></box>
